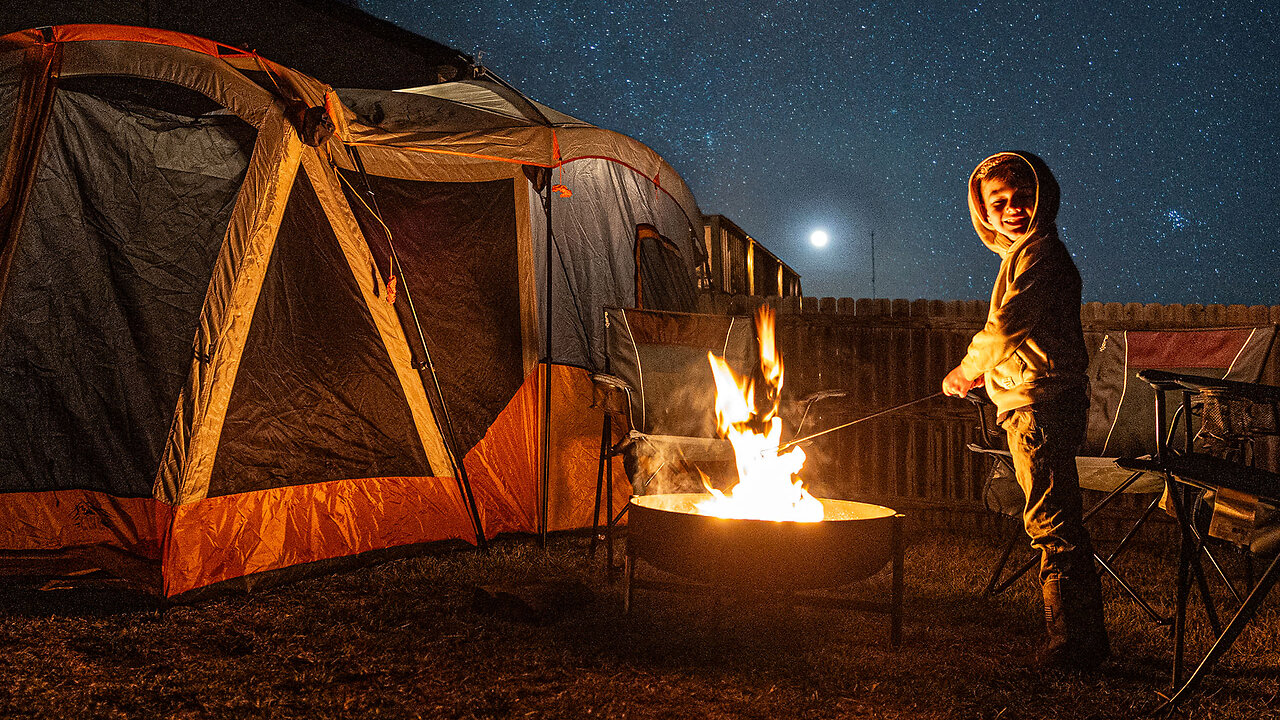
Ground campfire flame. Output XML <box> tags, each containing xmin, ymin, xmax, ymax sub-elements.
<box><xmin>695</xmin><ymin>308</ymin><xmax>824</xmax><ymax>522</ymax></box>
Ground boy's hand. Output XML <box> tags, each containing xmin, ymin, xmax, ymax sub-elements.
<box><xmin>942</xmin><ymin>365</ymin><xmax>983</xmax><ymax>397</ymax></box>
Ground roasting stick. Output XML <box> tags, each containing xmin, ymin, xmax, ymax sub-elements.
<box><xmin>774</xmin><ymin>391</ymin><xmax>944</xmax><ymax>454</ymax></box>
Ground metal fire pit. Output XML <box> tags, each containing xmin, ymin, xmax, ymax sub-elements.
<box><xmin>625</xmin><ymin>493</ymin><xmax>905</xmax><ymax>645</ymax></box>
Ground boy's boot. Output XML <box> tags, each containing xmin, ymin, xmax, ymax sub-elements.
<box><xmin>1037</xmin><ymin>570</ymin><xmax>1110</xmax><ymax>670</ymax></box>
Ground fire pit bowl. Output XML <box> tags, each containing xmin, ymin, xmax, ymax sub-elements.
<box><xmin>628</xmin><ymin>493</ymin><xmax>899</xmax><ymax>590</ymax></box>
<box><xmin>624</xmin><ymin>493</ymin><xmax>905</xmax><ymax>644</ymax></box>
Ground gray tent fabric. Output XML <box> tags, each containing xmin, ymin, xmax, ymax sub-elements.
<box><xmin>338</xmin><ymin>86</ymin><xmax>531</xmax><ymax>137</ymax></box>
<box><xmin>532</xmin><ymin>158</ymin><xmax>698</xmax><ymax>370</ymax></box>
<box><xmin>338</xmin><ymin>82</ymin><xmax>703</xmax><ymax>371</ymax></box>
<box><xmin>638</xmin><ymin>226</ymin><xmax>699</xmax><ymax>313</ymax></box>
<box><xmin>0</xmin><ymin>84</ymin><xmax>255</xmax><ymax>496</ymax></box>
<box><xmin>395</xmin><ymin>80</ymin><xmax>592</xmax><ymax>127</ymax></box>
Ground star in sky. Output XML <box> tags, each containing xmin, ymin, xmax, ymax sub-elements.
<box><xmin>364</xmin><ymin>1</ymin><xmax>1279</xmax><ymax>305</ymax></box>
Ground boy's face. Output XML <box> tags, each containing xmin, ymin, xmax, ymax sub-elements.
<box><xmin>981</xmin><ymin>177</ymin><xmax>1035</xmax><ymax>240</ymax></box>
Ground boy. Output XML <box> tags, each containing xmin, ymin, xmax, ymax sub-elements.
<box><xmin>942</xmin><ymin>151</ymin><xmax>1109</xmax><ymax>669</ymax></box>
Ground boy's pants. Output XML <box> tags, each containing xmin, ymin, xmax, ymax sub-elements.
<box><xmin>1000</xmin><ymin>387</ymin><xmax>1094</xmax><ymax>587</ymax></box>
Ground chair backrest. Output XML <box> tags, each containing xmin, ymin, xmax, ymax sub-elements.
<box><xmin>603</xmin><ymin>307</ymin><xmax>756</xmax><ymax>438</ymax></box>
<box><xmin>1085</xmin><ymin>326</ymin><xmax>1277</xmax><ymax>458</ymax></box>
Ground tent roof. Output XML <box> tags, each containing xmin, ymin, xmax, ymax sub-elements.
<box><xmin>395</xmin><ymin>79</ymin><xmax>591</xmax><ymax>128</ymax></box>
<box><xmin>338</xmin><ymin>81</ymin><xmax>702</xmax><ymax>231</ymax></box>
<box><xmin>0</xmin><ymin>24</ymin><xmax>703</xmax><ymax>233</ymax></box>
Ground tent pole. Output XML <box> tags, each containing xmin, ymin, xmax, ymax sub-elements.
<box><xmin>348</xmin><ymin>147</ymin><xmax>488</xmax><ymax>553</ymax></box>
<box><xmin>400</xmin><ymin>257</ymin><xmax>489</xmax><ymax>554</ymax></box>
<box><xmin>540</xmin><ymin>175</ymin><xmax>553</xmax><ymax>549</ymax></box>
<box><xmin>0</xmin><ymin>44</ymin><xmax>61</xmax><ymax>312</ymax></box>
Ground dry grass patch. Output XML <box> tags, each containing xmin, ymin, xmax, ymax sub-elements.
<box><xmin>0</xmin><ymin>525</ymin><xmax>1276</xmax><ymax>719</ymax></box>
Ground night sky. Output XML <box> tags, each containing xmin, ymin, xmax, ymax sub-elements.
<box><xmin>364</xmin><ymin>1</ymin><xmax>1277</xmax><ymax>305</ymax></box>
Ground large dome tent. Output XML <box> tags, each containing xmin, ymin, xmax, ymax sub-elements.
<box><xmin>0</xmin><ymin>25</ymin><xmax>705</xmax><ymax>597</ymax></box>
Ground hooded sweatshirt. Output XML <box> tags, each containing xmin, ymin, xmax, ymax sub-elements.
<box><xmin>959</xmin><ymin>151</ymin><xmax>1088</xmax><ymax>416</ymax></box>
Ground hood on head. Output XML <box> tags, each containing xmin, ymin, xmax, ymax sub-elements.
<box><xmin>968</xmin><ymin>151</ymin><xmax>1060</xmax><ymax>256</ymax></box>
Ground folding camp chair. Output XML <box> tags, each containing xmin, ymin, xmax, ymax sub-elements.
<box><xmin>589</xmin><ymin>307</ymin><xmax>757</xmax><ymax>571</ymax></box>
<box><xmin>968</xmin><ymin>326</ymin><xmax>1276</xmax><ymax>624</ymax></box>
<box><xmin>1117</xmin><ymin>370</ymin><xmax>1280</xmax><ymax>711</ymax></box>
<box><xmin>967</xmin><ymin>386</ymin><xmax>1171</xmax><ymax>624</ymax></box>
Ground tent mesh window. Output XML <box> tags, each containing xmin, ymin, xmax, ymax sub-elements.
<box><xmin>207</xmin><ymin>170</ymin><xmax>432</xmax><ymax>495</ymax></box>
<box><xmin>340</xmin><ymin>171</ymin><xmax>524</xmax><ymax>457</ymax></box>
<box><xmin>0</xmin><ymin>75</ymin><xmax>255</xmax><ymax>496</ymax></box>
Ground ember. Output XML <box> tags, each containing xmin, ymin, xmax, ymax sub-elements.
<box><xmin>696</xmin><ymin>308</ymin><xmax>823</xmax><ymax>522</ymax></box>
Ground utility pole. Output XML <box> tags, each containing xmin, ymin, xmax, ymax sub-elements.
<box><xmin>870</xmin><ymin>229</ymin><xmax>877</xmax><ymax>300</ymax></box>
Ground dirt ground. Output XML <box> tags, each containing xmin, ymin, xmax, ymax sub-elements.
<box><xmin>0</xmin><ymin>525</ymin><xmax>1276</xmax><ymax>719</ymax></box>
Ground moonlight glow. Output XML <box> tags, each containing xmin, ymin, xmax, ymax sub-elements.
<box><xmin>809</xmin><ymin>229</ymin><xmax>830</xmax><ymax>248</ymax></box>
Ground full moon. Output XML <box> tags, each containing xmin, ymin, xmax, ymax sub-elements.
<box><xmin>809</xmin><ymin>229</ymin><xmax>830</xmax><ymax>248</ymax></box>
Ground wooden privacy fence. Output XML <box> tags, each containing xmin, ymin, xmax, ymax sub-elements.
<box><xmin>704</xmin><ymin>295</ymin><xmax>1280</xmax><ymax>519</ymax></box>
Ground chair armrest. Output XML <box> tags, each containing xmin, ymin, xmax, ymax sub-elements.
<box><xmin>1175</xmin><ymin>375</ymin><xmax>1280</xmax><ymax>404</ymax></box>
<box><xmin>590</xmin><ymin>373</ymin><xmax>633</xmax><ymax>417</ymax></box>
<box><xmin>1137</xmin><ymin>368</ymin><xmax>1280</xmax><ymax>405</ymax></box>
<box><xmin>964</xmin><ymin>386</ymin><xmax>993</xmax><ymax>407</ymax></box>
<box><xmin>1136</xmin><ymin>368</ymin><xmax>1188</xmax><ymax>391</ymax></box>
<box><xmin>1117</xmin><ymin>454</ymin><xmax>1280</xmax><ymax>504</ymax></box>
<box><xmin>966</xmin><ymin>443</ymin><xmax>1012</xmax><ymax>458</ymax></box>
<box><xmin>959</xmin><ymin>386</ymin><xmax>1005</xmax><ymax>448</ymax></box>
<box><xmin>797</xmin><ymin>389</ymin><xmax>849</xmax><ymax>404</ymax></box>
<box><xmin>1115</xmin><ymin>456</ymin><xmax>1164</xmax><ymax>475</ymax></box>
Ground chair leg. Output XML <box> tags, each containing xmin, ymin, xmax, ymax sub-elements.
<box><xmin>1170</xmin><ymin>482</ymin><xmax>1195</xmax><ymax>687</ymax></box>
<box><xmin>1199</xmin><ymin>542</ymin><xmax>1245</xmax><ymax>604</ymax></box>
<box><xmin>606</xmin><ymin>431</ymin><xmax>618</xmax><ymax>580</ymax></box>
<box><xmin>589</xmin><ymin>413</ymin><xmax>610</xmax><ymax>559</ymax></box>
<box><xmin>983</xmin><ymin>518</ymin><xmax>1028</xmax><ymax>596</ymax></box>
<box><xmin>1073</xmin><ymin>472</ymin><xmax>1174</xmax><ymax>624</ymax></box>
<box><xmin>1105</xmin><ymin>495</ymin><xmax>1161</xmax><ymax>564</ymax></box>
<box><xmin>891</xmin><ymin>514</ymin><xmax>904</xmax><ymax>648</ymax></box>
<box><xmin>1180</xmin><ymin>506</ymin><xmax>1226</xmax><ymax>636</ymax></box>
<box><xmin>623</xmin><ymin>542</ymin><xmax>637</xmax><ymax>614</ymax></box>
<box><xmin>1081</xmin><ymin>470</ymin><xmax>1144</xmax><ymax>523</ymax></box>
<box><xmin>1190</xmin><ymin>536</ymin><xmax>1224</xmax><ymax>638</ymax></box>
<box><xmin>611</xmin><ymin>503</ymin><xmax>630</xmax><ymax>527</ymax></box>
<box><xmin>984</xmin><ymin>487</ymin><xmax>1172</xmax><ymax>626</ymax></box>
<box><xmin>1091</xmin><ymin>497</ymin><xmax>1170</xmax><ymax>624</ymax></box>
<box><xmin>1156</xmin><ymin>551</ymin><xmax>1280</xmax><ymax>712</ymax></box>
<box><xmin>1094</xmin><ymin>552</ymin><xmax>1168</xmax><ymax>624</ymax></box>
<box><xmin>1167</xmin><ymin>483</ymin><xmax>1228</xmax><ymax>685</ymax></box>
<box><xmin>991</xmin><ymin>554</ymin><xmax>1039</xmax><ymax>597</ymax></box>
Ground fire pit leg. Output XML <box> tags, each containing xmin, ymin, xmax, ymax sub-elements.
<box><xmin>606</xmin><ymin>446</ymin><xmax>617</xmax><ymax>581</ymax></box>
<box><xmin>623</xmin><ymin>546</ymin><xmax>636</xmax><ymax>614</ymax></box>
<box><xmin>890</xmin><ymin>513</ymin><xmax>905</xmax><ymax>648</ymax></box>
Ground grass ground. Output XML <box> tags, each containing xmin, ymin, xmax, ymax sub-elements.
<box><xmin>0</xmin><ymin>523</ymin><xmax>1276</xmax><ymax>719</ymax></box>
